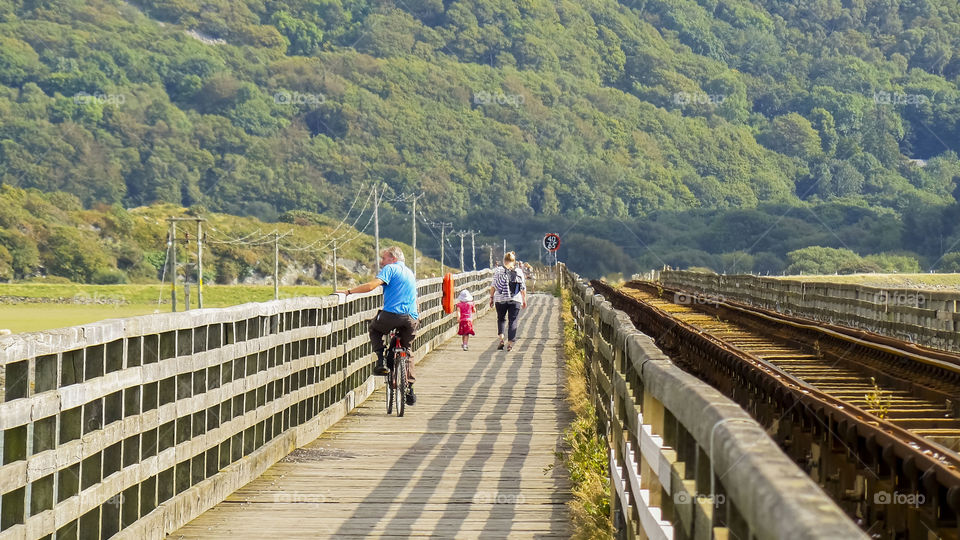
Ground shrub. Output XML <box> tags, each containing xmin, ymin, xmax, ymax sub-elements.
<box><xmin>91</xmin><ymin>268</ymin><xmax>129</xmax><ymax>284</ymax></box>
<box><xmin>42</xmin><ymin>227</ymin><xmax>111</xmax><ymax>282</ymax></box>
<box><xmin>26</xmin><ymin>275</ymin><xmax>72</xmax><ymax>284</ymax></box>
<box><xmin>0</xmin><ymin>244</ymin><xmax>13</xmax><ymax>281</ymax></box>
<box><xmin>0</xmin><ymin>229</ymin><xmax>39</xmax><ymax>278</ymax></box>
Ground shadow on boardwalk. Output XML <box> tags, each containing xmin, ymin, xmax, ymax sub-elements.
<box><xmin>171</xmin><ymin>295</ymin><xmax>572</xmax><ymax>538</ymax></box>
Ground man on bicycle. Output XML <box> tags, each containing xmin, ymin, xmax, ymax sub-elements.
<box><xmin>338</xmin><ymin>246</ymin><xmax>419</xmax><ymax>405</ymax></box>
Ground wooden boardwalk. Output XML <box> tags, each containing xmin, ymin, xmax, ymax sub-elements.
<box><xmin>170</xmin><ymin>295</ymin><xmax>573</xmax><ymax>538</ymax></box>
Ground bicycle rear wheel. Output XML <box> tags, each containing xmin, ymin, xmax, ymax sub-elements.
<box><xmin>395</xmin><ymin>351</ymin><xmax>407</xmax><ymax>417</ymax></box>
<box><xmin>385</xmin><ymin>351</ymin><xmax>394</xmax><ymax>414</ymax></box>
<box><xmin>385</xmin><ymin>371</ymin><xmax>393</xmax><ymax>414</ymax></box>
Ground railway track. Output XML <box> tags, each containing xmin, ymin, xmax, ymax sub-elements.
<box><xmin>592</xmin><ymin>280</ymin><xmax>960</xmax><ymax>540</ymax></box>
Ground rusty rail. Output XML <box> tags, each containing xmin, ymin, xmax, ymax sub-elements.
<box><xmin>564</xmin><ymin>269</ymin><xmax>863</xmax><ymax>539</ymax></box>
<box><xmin>592</xmin><ymin>279</ymin><xmax>960</xmax><ymax>539</ymax></box>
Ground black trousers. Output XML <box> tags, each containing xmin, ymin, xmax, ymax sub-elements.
<box><xmin>369</xmin><ymin>310</ymin><xmax>419</xmax><ymax>382</ymax></box>
<box><xmin>495</xmin><ymin>302</ymin><xmax>521</xmax><ymax>341</ymax></box>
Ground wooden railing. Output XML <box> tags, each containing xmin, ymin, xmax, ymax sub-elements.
<box><xmin>564</xmin><ymin>267</ymin><xmax>863</xmax><ymax>539</ymax></box>
<box><xmin>0</xmin><ymin>270</ymin><xmax>492</xmax><ymax>539</ymax></box>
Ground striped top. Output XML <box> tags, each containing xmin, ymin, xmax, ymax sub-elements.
<box><xmin>491</xmin><ymin>265</ymin><xmax>526</xmax><ymax>304</ymax></box>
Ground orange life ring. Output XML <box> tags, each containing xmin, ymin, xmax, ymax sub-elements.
<box><xmin>442</xmin><ymin>273</ymin><xmax>456</xmax><ymax>314</ymax></box>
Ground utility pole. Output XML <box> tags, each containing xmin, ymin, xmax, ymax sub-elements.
<box><xmin>411</xmin><ymin>194</ymin><xmax>421</xmax><ymax>279</ymax></box>
<box><xmin>332</xmin><ymin>240</ymin><xmax>338</xmax><ymax>291</ymax></box>
<box><xmin>168</xmin><ymin>220</ymin><xmax>177</xmax><ymax>312</ymax></box>
<box><xmin>503</xmin><ymin>238</ymin><xmax>507</xmax><ymax>259</ymax></box>
<box><xmin>489</xmin><ymin>245</ymin><xmax>494</xmax><ymax>268</ymax></box>
<box><xmin>458</xmin><ymin>231</ymin><xmax>465</xmax><ymax>272</ymax></box>
<box><xmin>373</xmin><ymin>183</ymin><xmax>385</xmax><ymax>277</ymax></box>
<box><xmin>470</xmin><ymin>231</ymin><xmax>476</xmax><ymax>271</ymax></box>
<box><xmin>440</xmin><ymin>223</ymin><xmax>446</xmax><ymax>272</ymax></box>
<box><xmin>274</xmin><ymin>231</ymin><xmax>280</xmax><ymax>301</ymax></box>
<box><xmin>196</xmin><ymin>220</ymin><xmax>204</xmax><ymax>308</ymax></box>
<box><xmin>166</xmin><ymin>217</ymin><xmax>205</xmax><ymax>311</ymax></box>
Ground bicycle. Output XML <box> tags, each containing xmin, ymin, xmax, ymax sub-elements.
<box><xmin>383</xmin><ymin>329</ymin><xmax>409</xmax><ymax>417</ymax></box>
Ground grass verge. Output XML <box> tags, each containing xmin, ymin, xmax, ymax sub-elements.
<box><xmin>549</xmin><ymin>285</ymin><xmax>613</xmax><ymax>538</ymax></box>
<box><xmin>770</xmin><ymin>273</ymin><xmax>960</xmax><ymax>289</ymax></box>
<box><xmin>0</xmin><ymin>283</ymin><xmax>333</xmax><ymax>333</ymax></box>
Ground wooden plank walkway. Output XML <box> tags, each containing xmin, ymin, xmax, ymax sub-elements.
<box><xmin>169</xmin><ymin>294</ymin><xmax>573</xmax><ymax>538</ymax></box>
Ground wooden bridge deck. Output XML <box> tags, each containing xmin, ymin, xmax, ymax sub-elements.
<box><xmin>169</xmin><ymin>294</ymin><xmax>573</xmax><ymax>538</ymax></box>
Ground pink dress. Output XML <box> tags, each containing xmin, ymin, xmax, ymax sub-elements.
<box><xmin>457</xmin><ymin>302</ymin><xmax>475</xmax><ymax>335</ymax></box>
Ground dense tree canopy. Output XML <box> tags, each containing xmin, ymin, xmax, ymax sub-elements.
<box><xmin>0</xmin><ymin>0</ymin><xmax>959</xmax><ymax>279</ymax></box>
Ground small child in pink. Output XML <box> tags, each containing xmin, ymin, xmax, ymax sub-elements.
<box><xmin>457</xmin><ymin>290</ymin><xmax>475</xmax><ymax>350</ymax></box>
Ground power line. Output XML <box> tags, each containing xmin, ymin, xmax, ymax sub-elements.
<box><xmin>285</xmin><ymin>189</ymin><xmax>374</xmax><ymax>253</ymax></box>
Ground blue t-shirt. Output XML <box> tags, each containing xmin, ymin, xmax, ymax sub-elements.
<box><xmin>377</xmin><ymin>262</ymin><xmax>418</xmax><ymax>318</ymax></box>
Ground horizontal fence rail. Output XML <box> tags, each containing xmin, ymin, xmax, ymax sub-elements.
<box><xmin>564</xmin><ymin>267</ymin><xmax>863</xmax><ymax>540</ymax></box>
<box><xmin>0</xmin><ymin>270</ymin><xmax>492</xmax><ymax>539</ymax></box>
<box><xmin>660</xmin><ymin>270</ymin><xmax>960</xmax><ymax>352</ymax></box>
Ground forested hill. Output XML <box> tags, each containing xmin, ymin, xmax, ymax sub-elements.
<box><xmin>1</xmin><ymin>0</ymin><xmax>960</xmax><ymax>276</ymax></box>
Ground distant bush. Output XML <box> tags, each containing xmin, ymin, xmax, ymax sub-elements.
<box><xmin>0</xmin><ymin>244</ymin><xmax>13</xmax><ymax>281</ymax></box>
<box><xmin>26</xmin><ymin>275</ymin><xmax>73</xmax><ymax>284</ymax></box>
<box><xmin>91</xmin><ymin>268</ymin><xmax>129</xmax><ymax>284</ymax></box>
<box><xmin>935</xmin><ymin>253</ymin><xmax>960</xmax><ymax>273</ymax></box>
<box><xmin>863</xmin><ymin>254</ymin><xmax>921</xmax><ymax>273</ymax></box>
<box><xmin>43</xmin><ymin>227</ymin><xmax>111</xmax><ymax>282</ymax></box>
<box><xmin>215</xmin><ymin>259</ymin><xmax>241</xmax><ymax>284</ymax></box>
<box><xmin>0</xmin><ymin>230</ymin><xmax>39</xmax><ymax>278</ymax></box>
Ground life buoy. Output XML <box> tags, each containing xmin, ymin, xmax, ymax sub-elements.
<box><xmin>442</xmin><ymin>273</ymin><xmax>456</xmax><ymax>314</ymax></box>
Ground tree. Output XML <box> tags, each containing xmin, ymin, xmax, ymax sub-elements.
<box><xmin>759</xmin><ymin>113</ymin><xmax>822</xmax><ymax>160</ymax></box>
<box><xmin>271</xmin><ymin>11</ymin><xmax>324</xmax><ymax>56</ymax></box>
<box><xmin>0</xmin><ymin>244</ymin><xmax>13</xmax><ymax>281</ymax></box>
<box><xmin>785</xmin><ymin>246</ymin><xmax>870</xmax><ymax>274</ymax></box>
<box><xmin>42</xmin><ymin>227</ymin><xmax>111</xmax><ymax>282</ymax></box>
<box><xmin>935</xmin><ymin>252</ymin><xmax>960</xmax><ymax>272</ymax></box>
<box><xmin>809</xmin><ymin>108</ymin><xmax>838</xmax><ymax>156</ymax></box>
<box><xmin>0</xmin><ymin>36</ymin><xmax>40</xmax><ymax>86</ymax></box>
<box><xmin>0</xmin><ymin>229</ymin><xmax>39</xmax><ymax>278</ymax></box>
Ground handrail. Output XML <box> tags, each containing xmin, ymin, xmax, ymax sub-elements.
<box><xmin>0</xmin><ymin>270</ymin><xmax>493</xmax><ymax>539</ymax></box>
<box><xmin>564</xmin><ymin>267</ymin><xmax>864</xmax><ymax>539</ymax></box>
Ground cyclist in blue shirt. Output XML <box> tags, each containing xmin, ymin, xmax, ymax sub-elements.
<box><xmin>339</xmin><ymin>246</ymin><xmax>419</xmax><ymax>405</ymax></box>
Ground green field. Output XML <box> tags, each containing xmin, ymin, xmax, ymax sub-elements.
<box><xmin>0</xmin><ymin>283</ymin><xmax>333</xmax><ymax>334</ymax></box>
<box><xmin>772</xmin><ymin>274</ymin><xmax>960</xmax><ymax>290</ymax></box>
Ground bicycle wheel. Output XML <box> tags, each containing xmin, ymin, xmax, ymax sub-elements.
<box><xmin>385</xmin><ymin>373</ymin><xmax>393</xmax><ymax>414</ymax></box>
<box><xmin>385</xmin><ymin>352</ymin><xmax>394</xmax><ymax>415</ymax></box>
<box><xmin>395</xmin><ymin>351</ymin><xmax>407</xmax><ymax>417</ymax></box>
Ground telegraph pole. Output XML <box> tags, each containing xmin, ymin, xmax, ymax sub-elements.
<box><xmin>489</xmin><ymin>245</ymin><xmax>494</xmax><ymax>268</ymax></box>
<box><xmin>332</xmin><ymin>240</ymin><xmax>338</xmax><ymax>291</ymax></box>
<box><xmin>470</xmin><ymin>231</ymin><xmax>476</xmax><ymax>271</ymax></box>
<box><xmin>168</xmin><ymin>220</ymin><xmax>177</xmax><ymax>312</ymax></box>
<box><xmin>458</xmin><ymin>231</ymin><xmax>465</xmax><ymax>272</ymax></box>
<box><xmin>196</xmin><ymin>220</ymin><xmax>204</xmax><ymax>308</ymax></box>
<box><xmin>166</xmin><ymin>217</ymin><xmax>205</xmax><ymax>311</ymax></box>
<box><xmin>373</xmin><ymin>183</ymin><xmax>386</xmax><ymax>277</ymax></box>
<box><xmin>274</xmin><ymin>231</ymin><xmax>280</xmax><ymax>300</ymax></box>
<box><xmin>440</xmin><ymin>223</ymin><xmax>446</xmax><ymax>272</ymax></box>
<box><xmin>503</xmin><ymin>238</ymin><xmax>507</xmax><ymax>258</ymax></box>
<box><xmin>411</xmin><ymin>195</ymin><xmax>419</xmax><ymax>278</ymax></box>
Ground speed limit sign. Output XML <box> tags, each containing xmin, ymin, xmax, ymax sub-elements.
<box><xmin>543</xmin><ymin>233</ymin><xmax>560</xmax><ymax>252</ymax></box>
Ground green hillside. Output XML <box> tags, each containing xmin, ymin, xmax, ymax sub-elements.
<box><xmin>0</xmin><ymin>185</ymin><xmax>450</xmax><ymax>285</ymax></box>
<box><xmin>1</xmin><ymin>0</ymin><xmax>959</xmax><ymax>277</ymax></box>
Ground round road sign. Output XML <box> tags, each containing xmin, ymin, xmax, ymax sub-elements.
<box><xmin>543</xmin><ymin>233</ymin><xmax>561</xmax><ymax>252</ymax></box>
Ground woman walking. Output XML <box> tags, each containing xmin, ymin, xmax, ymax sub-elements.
<box><xmin>489</xmin><ymin>251</ymin><xmax>527</xmax><ymax>351</ymax></box>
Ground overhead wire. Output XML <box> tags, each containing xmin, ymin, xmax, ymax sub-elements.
<box><xmin>285</xmin><ymin>189</ymin><xmax>375</xmax><ymax>253</ymax></box>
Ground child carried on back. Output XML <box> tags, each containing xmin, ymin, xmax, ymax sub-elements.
<box><xmin>457</xmin><ymin>290</ymin><xmax>475</xmax><ymax>350</ymax></box>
